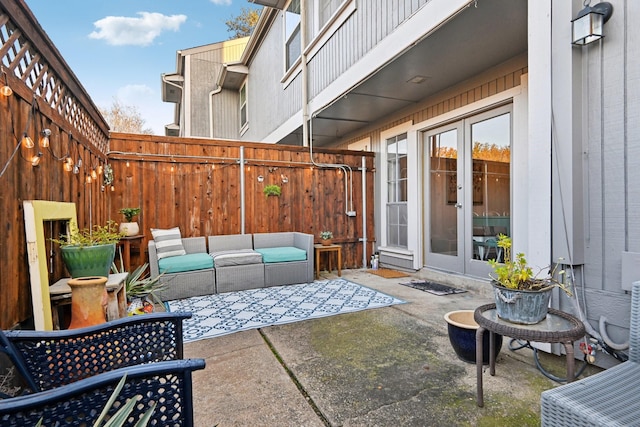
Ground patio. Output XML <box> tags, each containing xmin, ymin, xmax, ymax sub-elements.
<box><xmin>183</xmin><ymin>268</ymin><xmax>600</xmax><ymax>426</ymax></box>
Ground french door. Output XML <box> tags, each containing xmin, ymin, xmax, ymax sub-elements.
<box><xmin>423</xmin><ymin>105</ymin><xmax>512</xmax><ymax>277</ymax></box>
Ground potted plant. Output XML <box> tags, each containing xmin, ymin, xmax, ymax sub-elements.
<box><xmin>320</xmin><ymin>230</ymin><xmax>333</xmax><ymax>246</ymax></box>
<box><xmin>112</xmin><ymin>262</ymin><xmax>165</xmax><ymax>315</ymax></box>
<box><xmin>488</xmin><ymin>234</ymin><xmax>572</xmax><ymax>324</ymax></box>
<box><xmin>118</xmin><ymin>207</ymin><xmax>141</xmax><ymax>236</ymax></box>
<box><xmin>263</xmin><ymin>184</ymin><xmax>281</xmax><ymax>197</ymax></box>
<box><xmin>52</xmin><ymin>220</ymin><xmax>123</xmax><ymax>278</ymax></box>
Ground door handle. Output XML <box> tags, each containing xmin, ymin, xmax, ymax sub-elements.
<box><xmin>455</xmin><ymin>203</ymin><xmax>462</xmax><ymax>208</ymax></box>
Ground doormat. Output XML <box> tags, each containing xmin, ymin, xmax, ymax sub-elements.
<box><xmin>367</xmin><ymin>268</ymin><xmax>409</xmax><ymax>279</ymax></box>
<box><xmin>399</xmin><ymin>280</ymin><xmax>467</xmax><ymax>296</ymax></box>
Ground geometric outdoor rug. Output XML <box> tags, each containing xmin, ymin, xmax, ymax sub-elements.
<box><xmin>167</xmin><ymin>278</ymin><xmax>406</xmax><ymax>343</ymax></box>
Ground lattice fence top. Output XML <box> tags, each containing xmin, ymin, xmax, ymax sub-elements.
<box><xmin>0</xmin><ymin>2</ymin><xmax>109</xmax><ymax>153</ymax></box>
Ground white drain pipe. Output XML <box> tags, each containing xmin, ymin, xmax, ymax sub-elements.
<box><xmin>361</xmin><ymin>156</ymin><xmax>368</xmax><ymax>268</ymax></box>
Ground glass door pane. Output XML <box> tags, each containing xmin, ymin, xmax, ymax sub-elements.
<box><xmin>428</xmin><ymin>128</ymin><xmax>459</xmax><ymax>257</ymax></box>
<box><xmin>469</xmin><ymin>112</ymin><xmax>511</xmax><ymax>264</ymax></box>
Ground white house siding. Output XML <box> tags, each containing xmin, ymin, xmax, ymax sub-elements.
<box><xmin>307</xmin><ymin>0</ymin><xmax>432</xmax><ymax>100</ymax></box>
<box><xmin>241</xmin><ymin>23</ymin><xmax>303</xmax><ymax>143</ymax></box>
<box><xmin>188</xmin><ymin>50</ymin><xmax>222</xmax><ymax>137</ymax></box>
<box><xmin>559</xmin><ymin>0</ymin><xmax>640</xmax><ymax>352</ymax></box>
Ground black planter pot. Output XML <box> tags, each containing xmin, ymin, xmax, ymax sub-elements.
<box><xmin>445</xmin><ymin>310</ymin><xmax>503</xmax><ymax>365</ymax></box>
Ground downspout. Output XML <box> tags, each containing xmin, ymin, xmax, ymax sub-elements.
<box><xmin>209</xmin><ymin>85</ymin><xmax>222</xmax><ymax>139</ymax></box>
<box><xmin>240</xmin><ymin>146</ymin><xmax>245</xmax><ymax>234</ymax></box>
<box><xmin>361</xmin><ymin>156</ymin><xmax>367</xmax><ymax>268</ymax></box>
<box><xmin>301</xmin><ymin>0</ymin><xmax>309</xmax><ymax>147</ymax></box>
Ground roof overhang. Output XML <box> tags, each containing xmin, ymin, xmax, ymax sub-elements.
<box><xmin>248</xmin><ymin>0</ymin><xmax>287</xmax><ymax>10</ymax></box>
<box><xmin>277</xmin><ymin>0</ymin><xmax>528</xmax><ymax>146</ymax></box>
<box><xmin>164</xmin><ymin>123</ymin><xmax>180</xmax><ymax>137</ymax></box>
<box><xmin>218</xmin><ymin>63</ymin><xmax>249</xmax><ymax>90</ymax></box>
<box><xmin>161</xmin><ymin>73</ymin><xmax>184</xmax><ymax>103</ymax></box>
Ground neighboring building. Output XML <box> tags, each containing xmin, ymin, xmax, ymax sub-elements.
<box><xmin>168</xmin><ymin>0</ymin><xmax>639</xmax><ymax>368</ymax></box>
<box><xmin>162</xmin><ymin>37</ymin><xmax>249</xmax><ymax>138</ymax></box>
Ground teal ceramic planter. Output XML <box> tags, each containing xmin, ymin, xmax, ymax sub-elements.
<box><xmin>492</xmin><ymin>282</ymin><xmax>552</xmax><ymax>324</ymax></box>
<box><xmin>61</xmin><ymin>243</ymin><xmax>116</xmax><ymax>278</ymax></box>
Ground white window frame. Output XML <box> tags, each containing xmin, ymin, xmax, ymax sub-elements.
<box><xmin>386</xmin><ymin>133</ymin><xmax>409</xmax><ymax>249</ymax></box>
<box><xmin>239</xmin><ymin>80</ymin><xmax>248</xmax><ymax>134</ymax></box>
<box><xmin>284</xmin><ymin>0</ymin><xmax>301</xmax><ymax>73</ymax></box>
<box><xmin>379</xmin><ymin>122</ymin><xmax>413</xmax><ymax>249</ymax></box>
<box><xmin>281</xmin><ymin>0</ymin><xmax>356</xmax><ymax>87</ymax></box>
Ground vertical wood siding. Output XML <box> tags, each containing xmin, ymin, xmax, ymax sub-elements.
<box><xmin>0</xmin><ymin>0</ymin><xmax>110</xmax><ymax>329</ymax></box>
<box><xmin>108</xmin><ymin>132</ymin><xmax>376</xmax><ymax>274</ymax></box>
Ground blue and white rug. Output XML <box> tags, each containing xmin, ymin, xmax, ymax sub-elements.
<box><xmin>167</xmin><ymin>278</ymin><xmax>406</xmax><ymax>343</ymax></box>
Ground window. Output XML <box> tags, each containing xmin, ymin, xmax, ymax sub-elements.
<box><xmin>285</xmin><ymin>0</ymin><xmax>301</xmax><ymax>71</ymax></box>
<box><xmin>319</xmin><ymin>0</ymin><xmax>344</xmax><ymax>29</ymax></box>
<box><xmin>386</xmin><ymin>134</ymin><xmax>408</xmax><ymax>248</ymax></box>
<box><xmin>239</xmin><ymin>81</ymin><xmax>248</xmax><ymax>129</ymax></box>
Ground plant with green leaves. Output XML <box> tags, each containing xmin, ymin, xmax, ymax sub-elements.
<box><xmin>111</xmin><ymin>262</ymin><xmax>165</xmax><ymax>304</ymax></box>
<box><xmin>51</xmin><ymin>220</ymin><xmax>124</xmax><ymax>247</ymax></box>
<box><xmin>488</xmin><ymin>234</ymin><xmax>572</xmax><ymax>296</ymax></box>
<box><xmin>320</xmin><ymin>231</ymin><xmax>333</xmax><ymax>240</ymax></box>
<box><xmin>36</xmin><ymin>374</ymin><xmax>156</xmax><ymax>427</ymax></box>
<box><xmin>263</xmin><ymin>184</ymin><xmax>281</xmax><ymax>197</ymax></box>
<box><xmin>119</xmin><ymin>207</ymin><xmax>141</xmax><ymax>222</ymax></box>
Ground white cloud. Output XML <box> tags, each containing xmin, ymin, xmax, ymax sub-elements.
<box><xmin>89</xmin><ymin>12</ymin><xmax>187</xmax><ymax>46</ymax></box>
<box><xmin>210</xmin><ymin>0</ymin><xmax>232</xmax><ymax>5</ymax></box>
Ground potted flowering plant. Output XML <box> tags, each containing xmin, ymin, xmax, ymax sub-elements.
<box><xmin>320</xmin><ymin>231</ymin><xmax>333</xmax><ymax>246</ymax></box>
<box><xmin>488</xmin><ymin>234</ymin><xmax>572</xmax><ymax>324</ymax></box>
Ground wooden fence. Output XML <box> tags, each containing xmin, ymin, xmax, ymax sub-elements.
<box><xmin>108</xmin><ymin>133</ymin><xmax>376</xmax><ymax>271</ymax></box>
<box><xmin>0</xmin><ymin>0</ymin><xmax>377</xmax><ymax>330</ymax></box>
<box><xmin>1</xmin><ymin>0</ymin><xmax>110</xmax><ymax>329</ymax></box>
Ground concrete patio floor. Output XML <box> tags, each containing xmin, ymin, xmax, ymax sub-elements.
<box><xmin>184</xmin><ymin>268</ymin><xmax>599</xmax><ymax>426</ymax></box>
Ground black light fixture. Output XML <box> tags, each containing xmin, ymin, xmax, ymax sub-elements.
<box><xmin>571</xmin><ymin>1</ymin><xmax>613</xmax><ymax>46</ymax></box>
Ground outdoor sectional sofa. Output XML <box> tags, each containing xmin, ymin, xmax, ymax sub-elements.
<box><xmin>149</xmin><ymin>231</ymin><xmax>314</xmax><ymax>301</ymax></box>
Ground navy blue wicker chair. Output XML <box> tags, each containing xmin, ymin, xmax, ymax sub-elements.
<box><xmin>0</xmin><ymin>312</ymin><xmax>206</xmax><ymax>426</ymax></box>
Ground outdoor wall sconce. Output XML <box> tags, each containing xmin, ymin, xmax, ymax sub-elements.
<box><xmin>572</xmin><ymin>1</ymin><xmax>613</xmax><ymax>46</ymax></box>
<box><xmin>257</xmin><ymin>175</ymin><xmax>264</xmax><ymax>182</ymax></box>
<box><xmin>281</xmin><ymin>174</ymin><xmax>288</xmax><ymax>184</ymax></box>
<box><xmin>39</xmin><ymin>129</ymin><xmax>51</xmax><ymax>148</ymax></box>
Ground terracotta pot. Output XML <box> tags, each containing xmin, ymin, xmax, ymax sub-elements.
<box><xmin>67</xmin><ymin>276</ymin><xmax>108</xmax><ymax>329</ymax></box>
<box><xmin>321</xmin><ymin>239</ymin><xmax>333</xmax><ymax>246</ymax></box>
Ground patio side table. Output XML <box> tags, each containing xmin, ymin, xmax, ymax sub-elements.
<box><xmin>473</xmin><ymin>304</ymin><xmax>585</xmax><ymax>407</ymax></box>
<box><xmin>314</xmin><ymin>244</ymin><xmax>342</xmax><ymax>279</ymax></box>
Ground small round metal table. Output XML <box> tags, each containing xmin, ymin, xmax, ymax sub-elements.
<box><xmin>473</xmin><ymin>304</ymin><xmax>585</xmax><ymax>407</ymax></box>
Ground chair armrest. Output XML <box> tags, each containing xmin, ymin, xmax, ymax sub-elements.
<box><xmin>148</xmin><ymin>239</ymin><xmax>160</xmax><ymax>278</ymax></box>
<box><xmin>0</xmin><ymin>358</ymin><xmax>206</xmax><ymax>427</ymax></box>
<box><xmin>4</xmin><ymin>312</ymin><xmax>191</xmax><ymax>391</ymax></box>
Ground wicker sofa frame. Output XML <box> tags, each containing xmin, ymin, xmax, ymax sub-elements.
<box><xmin>540</xmin><ymin>281</ymin><xmax>640</xmax><ymax>426</ymax></box>
<box><xmin>150</xmin><ymin>232</ymin><xmax>314</xmax><ymax>299</ymax></box>
<box><xmin>149</xmin><ymin>236</ymin><xmax>216</xmax><ymax>301</ymax></box>
<box><xmin>0</xmin><ymin>313</ymin><xmax>205</xmax><ymax>426</ymax></box>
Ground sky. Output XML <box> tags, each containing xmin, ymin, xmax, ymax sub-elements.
<box><xmin>25</xmin><ymin>0</ymin><xmax>260</xmax><ymax>135</ymax></box>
